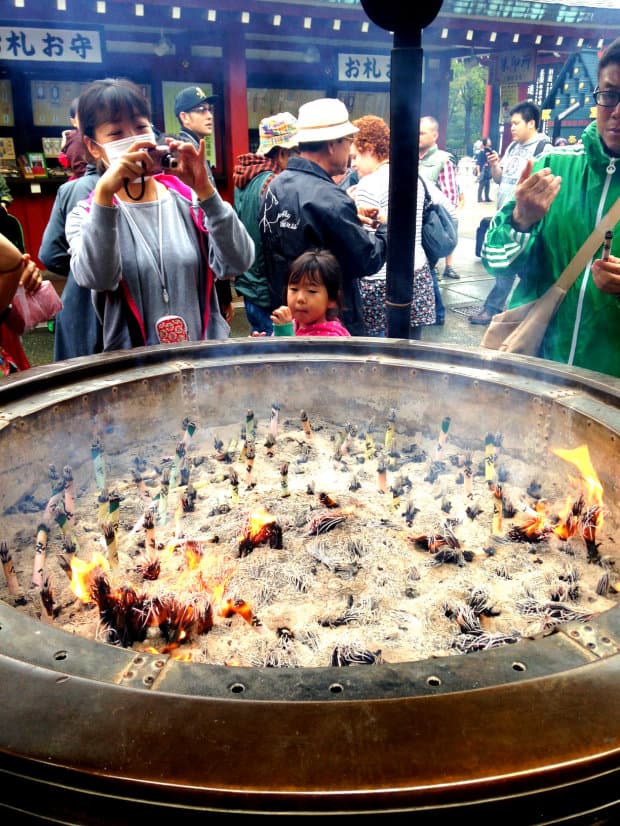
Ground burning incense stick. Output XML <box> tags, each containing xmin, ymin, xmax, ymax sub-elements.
<box><xmin>245</xmin><ymin>439</ymin><xmax>256</xmax><ymax>488</ymax></box>
<box><xmin>264</xmin><ymin>433</ymin><xmax>276</xmax><ymax>457</ymax></box>
<box><xmin>62</xmin><ymin>465</ymin><xmax>75</xmax><ymax>523</ymax></box>
<box><xmin>246</xmin><ymin>409</ymin><xmax>256</xmax><ymax>442</ymax></box>
<box><xmin>230</xmin><ymin>469</ymin><xmax>240</xmax><ymax>504</ymax></box>
<box><xmin>433</xmin><ymin>416</ymin><xmax>451</xmax><ymax>462</ymax></box>
<box><xmin>364</xmin><ymin>432</ymin><xmax>376</xmax><ymax>461</ymax></box>
<box><xmin>269</xmin><ymin>403</ymin><xmax>280</xmax><ymax>439</ymax></box>
<box><xmin>491</xmin><ymin>483</ymin><xmax>503</xmax><ymax>536</ymax></box>
<box><xmin>0</xmin><ymin>541</ymin><xmax>21</xmax><ymax>597</ymax></box>
<box><xmin>102</xmin><ymin>521</ymin><xmax>118</xmax><ymax>567</ymax></box>
<box><xmin>300</xmin><ymin>409</ymin><xmax>313</xmax><ymax>439</ymax></box>
<box><xmin>377</xmin><ymin>453</ymin><xmax>387</xmax><ymax>493</ymax></box>
<box><xmin>40</xmin><ymin>576</ymin><xmax>55</xmax><ymax>624</ymax></box>
<box><xmin>91</xmin><ymin>438</ymin><xmax>106</xmax><ymax>491</ymax></box>
<box><xmin>108</xmin><ymin>489</ymin><xmax>120</xmax><ymax>529</ymax></box>
<box><xmin>157</xmin><ymin>467</ymin><xmax>170</xmax><ymax>526</ymax></box>
<box><xmin>463</xmin><ymin>453</ymin><xmax>473</xmax><ymax>499</ymax></box>
<box><xmin>31</xmin><ymin>521</ymin><xmax>49</xmax><ymax>590</ymax></box>
<box><xmin>144</xmin><ymin>508</ymin><xmax>156</xmax><ymax>554</ymax></box>
<box><xmin>169</xmin><ymin>442</ymin><xmax>186</xmax><ymax>490</ymax></box>
<box><xmin>182</xmin><ymin>417</ymin><xmax>196</xmax><ymax>449</ymax></box>
<box><xmin>384</xmin><ymin>408</ymin><xmax>396</xmax><ymax>455</ymax></box>
<box><xmin>280</xmin><ymin>462</ymin><xmax>290</xmax><ymax>498</ymax></box>
<box><xmin>484</xmin><ymin>432</ymin><xmax>496</xmax><ymax>484</ymax></box>
<box><xmin>97</xmin><ymin>488</ymin><xmax>109</xmax><ymax>527</ymax></box>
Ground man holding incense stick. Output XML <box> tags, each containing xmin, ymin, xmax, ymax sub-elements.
<box><xmin>481</xmin><ymin>38</ymin><xmax>620</xmax><ymax>378</ymax></box>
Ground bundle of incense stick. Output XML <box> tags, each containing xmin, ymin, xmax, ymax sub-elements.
<box><xmin>0</xmin><ymin>541</ymin><xmax>22</xmax><ymax>597</ymax></box>
<box><xmin>62</xmin><ymin>466</ymin><xmax>75</xmax><ymax>524</ymax></box>
<box><xmin>182</xmin><ymin>417</ymin><xmax>196</xmax><ymax>449</ymax></box>
<box><xmin>433</xmin><ymin>416</ymin><xmax>451</xmax><ymax>462</ymax></box>
<box><xmin>269</xmin><ymin>403</ymin><xmax>280</xmax><ymax>439</ymax></box>
<box><xmin>384</xmin><ymin>408</ymin><xmax>396</xmax><ymax>454</ymax></box>
<box><xmin>91</xmin><ymin>438</ymin><xmax>106</xmax><ymax>491</ymax></box>
<box><xmin>31</xmin><ymin>521</ymin><xmax>49</xmax><ymax>590</ymax></box>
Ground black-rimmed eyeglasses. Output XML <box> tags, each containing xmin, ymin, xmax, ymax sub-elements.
<box><xmin>191</xmin><ymin>104</ymin><xmax>214</xmax><ymax>114</ymax></box>
<box><xmin>593</xmin><ymin>88</ymin><xmax>620</xmax><ymax>108</ymax></box>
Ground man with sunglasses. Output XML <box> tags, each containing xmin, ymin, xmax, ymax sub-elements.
<box><xmin>480</xmin><ymin>38</ymin><xmax>620</xmax><ymax>378</ymax></box>
<box><xmin>174</xmin><ymin>86</ymin><xmax>234</xmax><ymax>322</ymax></box>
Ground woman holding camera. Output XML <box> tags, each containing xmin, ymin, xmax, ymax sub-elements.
<box><xmin>66</xmin><ymin>78</ymin><xmax>253</xmax><ymax>350</ymax></box>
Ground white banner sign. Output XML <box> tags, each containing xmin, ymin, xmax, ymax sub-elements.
<box><xmin>338</xmin><ymin>53</ymin><xmax>391</xmax><ymax>84</ymax></box>
<box><xmin>0</xmin><ymin>26</ymin><xmax>102</xmax><ymax>63</ymax></box>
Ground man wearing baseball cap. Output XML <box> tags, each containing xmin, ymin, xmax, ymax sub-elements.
<box><xmin>174</xmin><ymin>86</ymin><xmax>234</xmax><ymax>322</ymax></box>
<box><xmin>233</xmin><ymin>112</ymin><xmax>298</xmax><ymax>334</ymax></box>
<box><xmin>259</xmin><ymin>98</ymin><xmax>387</xmax><ymax>335</ymax></box>
<box><xmin>174</xmin><ymin>86</ymin><xmax>218</xmax><ymax>160</ymax></box>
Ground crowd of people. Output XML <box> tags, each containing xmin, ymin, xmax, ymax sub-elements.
<box><xmin>1</xmin><ymin>36</ymin><xmax>619</xmax><ymax>378</ymax></box>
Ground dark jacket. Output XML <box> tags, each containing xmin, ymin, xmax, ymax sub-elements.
<box><xmin>38</xmin><ymin>166</ymin><xmax>102</xmax><ymax>360</ymax></box>
<box><xmin>259</xmin><ymin>156</ymin><xmax>388</xmax><ymax>335</ymax></box>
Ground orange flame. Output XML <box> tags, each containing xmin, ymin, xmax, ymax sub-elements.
<box><xmin>244</xmin><ymin>506</ymin><xmax>277</xmax><ymax>544</ymax></box>
<box><xmin>551</xmin><ymin>445</ymin><xmax>604</xmax><ymax>507</ymax></box>
<box><xmin>70</xmin><ymin>552</ymin><xmax>110</xmax><ymax>603</ymax></box>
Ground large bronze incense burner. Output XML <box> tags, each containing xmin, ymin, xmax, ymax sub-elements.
<box><xmin>0</xmin><ymin>338</ymin><xmax>619</xmax><ymax>823</ymax></box>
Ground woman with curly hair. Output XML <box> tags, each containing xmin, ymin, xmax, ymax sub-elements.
<box><xmin>350</xmin><ymin>114</ymin><xmax>453</xmax><ymax>338</ymax></box>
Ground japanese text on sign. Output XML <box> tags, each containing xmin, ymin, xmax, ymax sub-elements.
<box><xmin>491</xmin><ymin>50</ymin><xmax>536</xmax><ymax>85</ymax></box>
<box><xmin>0</xmin><ymin>27</ymin><xmax>102</xmax><ymax>63</ymax></box>
<box><xmin>338</xmin><ymin>53</ymin><xmax>390</xmax><ymax>84</ymax></box>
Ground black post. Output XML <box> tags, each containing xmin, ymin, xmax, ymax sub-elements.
<box><xmin>359</xmin><ymin>0</ymin><xmax>444</xmax><ymax>339</ymax></box>
<box><xmin>385</xmin><ymin>30</ymin><xmax>422</xmax><ymax>339</ymax></box>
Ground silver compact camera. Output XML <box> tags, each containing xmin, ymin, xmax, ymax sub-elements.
<box><xmin>148</xmin><ymin>145</ymin><xmax>179</xmax><ymax>173</ymax></box>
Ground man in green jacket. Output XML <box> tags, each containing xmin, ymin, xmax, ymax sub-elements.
<box><xmin>481</xmin><ymin>37</ymin><xmax>620</xmax><ymax>378</ymax></box>
<box><xmin>233</xmin><ymin>112</ymin><xmax>298</xmax><ymax>334</ymax></box>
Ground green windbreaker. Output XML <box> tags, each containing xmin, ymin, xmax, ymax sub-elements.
<box><xmin>481</xmin><ymin>120</ymin><xmax>620</xmax><ymax>378</ymax></box>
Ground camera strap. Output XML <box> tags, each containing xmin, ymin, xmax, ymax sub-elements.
<box><xmin>117</xmin><ymin>193</ymin><xmax>169</xmax><ymax>305</ymax></box>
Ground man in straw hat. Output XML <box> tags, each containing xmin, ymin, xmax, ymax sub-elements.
<box><xmin>259</xmin><ymin>97</ymin><xmax>387</xmax><ymax>335</ymax></box>
<box><xmin>233</xmin><ymin>112</ymin><xmax>298</xmax><ymax>334</ymax></box>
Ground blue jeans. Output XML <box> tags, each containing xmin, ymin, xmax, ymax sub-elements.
<box><xmin>431</xmin><ymin>266</ymin><xmax>445</xmax><ymax>322</ymax></box>
<box><xmin>244</xmin><ymin>299</ymin><xmax>273</xmax><ymax>335</ymax></box>
<box><xmin>483</xmin><ymin>276</ymin><xmax>516</xmax><ymax>316</ymax></box>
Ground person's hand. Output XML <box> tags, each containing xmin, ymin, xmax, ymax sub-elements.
<box><xmin>19</xmin><ymin>254</ymin><xmax>42</xmax><ymax>294</ymax></box>
<box><xmin>271</xmin><ymin>305</ymin><xmax>293</xmax><ymax>325</ymax></box>
<box><xmin>219</xmin><ymin>302</ymin><xmax>235</xmax><ymax>324</ymax></box>
<box><xmin>511</xmin><ymin>159</ymin><xmax>562</xmax><ymax>232</ymax></box>
<box><xmin>357</xmin><ymin>205</ymin><xmax>384</xmax><ymax>228</ymax></box>
<box><xmin>592</xmin><ymin>255</ymin><xmax>620</xmax><ymax>295</ymax></box>
<box><xmin>164</xmin><ymin>137</ymin><xmax>215</xmax><ymax>202</ymax></box>
<box><xmin>95</xmin><ymin>138</ymin><xmax>162</xmax><ymax>204</ymax></box>
<box><xmin>486</xmin><ymin>150</ymin><xmax>500</xmax><ymax>166</ymax></box>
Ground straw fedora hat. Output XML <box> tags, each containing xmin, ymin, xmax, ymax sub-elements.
<box><xmin>296</xmin><ymin>98</ymin><xmax>358</xmax><ymax>143</ymax></box>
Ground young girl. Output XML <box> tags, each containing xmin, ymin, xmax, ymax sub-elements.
<box><xmin>66</xmin><ymin>78</ymin><xmax>254</xmax><ymax>351</ymax></box>
<box><xmin>271</xmin><ymin>248</ymin><xmax>350</xmax><ymax>337</ymax></box>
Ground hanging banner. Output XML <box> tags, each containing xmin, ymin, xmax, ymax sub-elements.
<box><xmin>338</xmin><ymin>53</ymin><xmax>391</xmax><ymax>84</ymax></box>
<box><xmin>490</xmin><ymin>50</ymin><xmax>536</xmax><ymax>85</ymax></box>
<box><xmin>0</xmin><ymin>26</ymin><xmax>103</xmax><ymax>63</ymax></box>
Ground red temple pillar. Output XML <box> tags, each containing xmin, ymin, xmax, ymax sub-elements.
<box><xmin>220</xmin><ymin>28</ymin><xmax>248</xmax><ymax>204</ymax></box>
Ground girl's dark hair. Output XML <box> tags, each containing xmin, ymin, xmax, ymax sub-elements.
<box><xmin>287</xmin><ymin>248</ymin><xmax>344</xmax><ymax>319</ymax></box>
<box><xmin>77</xmin><ymin>77</ymin><xmax>151</xmax><ymax>141</ymax></box>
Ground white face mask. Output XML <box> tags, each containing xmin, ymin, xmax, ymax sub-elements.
<box><xmin>96</xmin><ymin>130</ymin><xmax>157</xmax><ymax>176</ymax></box>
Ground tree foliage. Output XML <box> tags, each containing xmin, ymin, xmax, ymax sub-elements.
<box><xmin>446</xmin><ymin>58</ymin><xmax>489</xmax><ymax>158</ymax></box>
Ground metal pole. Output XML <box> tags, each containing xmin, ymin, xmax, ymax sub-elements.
<box><xmin>385</xmin><ymin>30</ymin><xmax>422</xmax><ymax>339</ymax></box>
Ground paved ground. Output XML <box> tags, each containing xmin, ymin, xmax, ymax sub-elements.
<box><xmin>422</xmin><ymin>171</ymin><xmax>499</xmax><ymax>347</ymax></box>
<box><xmin>22</xmin><ymin>170</ymin><xmax>500</xmax><ymax>365</ymax></box>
